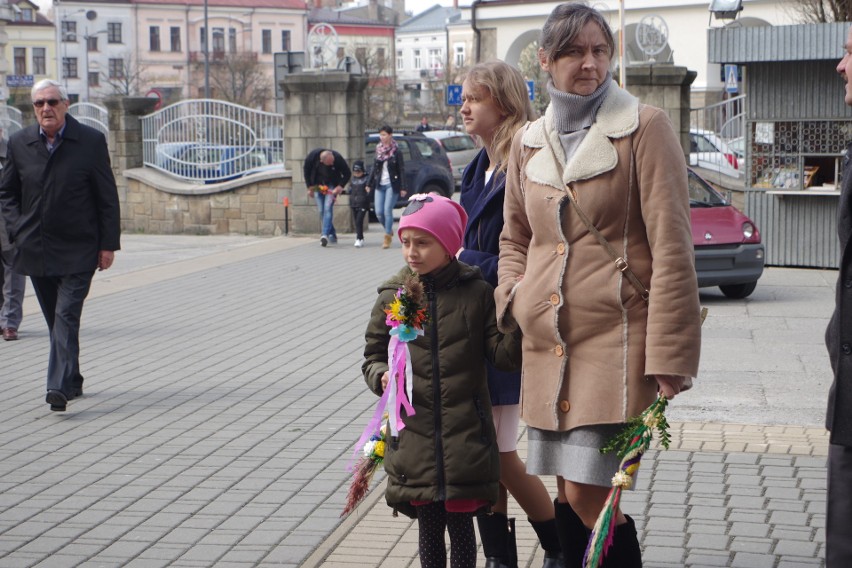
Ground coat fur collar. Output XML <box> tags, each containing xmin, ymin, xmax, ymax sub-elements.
<box><xmin>523</xmin><ymin>84</ymin><xmax>639</xmax><ymax>190</ymax></box>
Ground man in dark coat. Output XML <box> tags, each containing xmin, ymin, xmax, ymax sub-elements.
<box><xmin>303</xmin><ymin>148</ymin><xmax>350</xmax><ymax>247</ymax></box>
<box><xmin>825</xmin><ymin>26</ymin><xmax>852</xmax><ymax>567</ymax></box>
<box><xmin>0</xmin><ymin>79</ymin><xmax>120</xmax><ymax>412</ymax></box>
<box><xmin>0</xmin><ymin>128</ymin><xmax>26</xmax><ymax>341</ymax></box>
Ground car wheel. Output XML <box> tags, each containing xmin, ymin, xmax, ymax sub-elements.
<box><xmin>423</xmin><ymin>183</ymin><xmax>450</xmax><ymax>198</ymax></box>
<box><xmin>719</xmin><ymin>281</ymin><xmax>757</xmax><ymax>299</ymax></box>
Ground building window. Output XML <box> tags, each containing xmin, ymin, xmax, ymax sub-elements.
<box><xmin>377</xmin><ymin>47</ymin><xmax>385</xmax><ymax>68</ymax></box>
<box><xmin>13</xmin><ymin>48</ymin><xmax>26</xmax><ymax>75</ymax></box>
<box><xmin>413</xmin><ymin>49</ymin><xmax>421</xmax><ymax>69</ymax></box>
<box><xmin>200</xmin><ymin>27</ymin><xmax>207</xmax><ymax>51</ymax></box>
<box><xmin>108</xmin><ymin>58</ymin><xmax>124</xmax><ymax>79</ymax></box>
<box><xmin>32</xmin><ymin>48</ymin><xmax>46</xmax><ymax>75</ymax></box>
<box><xmin>170</xmin><ymin>27</ymin><xmax>181</xmax><ymax>52</ymax></box>
<box><xmin>454</xmin><ymin>43</ymin><xmax>465</xmax><ymax>67</ymax></box>
<box><xmin>108</xmin><ymin>23</ymin><xmax>122</xmax><ymax>44</ymax></box>
<box><xmin>212</xmin><ymin>28</ymin><xmax>225</xmax><ymax>55</ymax></box>
<box><xmin>62</xmin><ymin>57</ymin><xmax>78</xmax><ymax>79</ymax></box>
<box><xmin>62</xmin><ymin>21</ymin><xmax>77</xmax><ymax>42</ymax></box>
<box><xmin>228</xmin><ymin>28</ymin><xmax>236</xmax><ymax>53</ymax></box>
<box><xmin>282</xmin><ymin>30</ymin><xmax>291</xmax><ymax>52</ymax></box>
<box><xmin>429</xmin><ymin>48</ymin><xmax>442</xmax><ymax>70</ymax></box>
<box><xmin>87</xmin><ymin>36</ymin><xmax>98</xmax><ymax>52</ymax></box>
<box><xmin>262</xmin><ymin>29</ymin><xmax>271</xmax><ymax>54</ymax></box>
<box><xmin>149</xmin><ymin>26</ymin><xmax>160</xmax><ymax>52</ymax></box>
<box><xmin>396</xmin><ymin>50</ymin><xmax>403</xmax><ymax>71</ymax></box>
<box><xmin>88</xmin><ymin>71</ymin><xmax>99</xmax><ymax>87</ymax></box>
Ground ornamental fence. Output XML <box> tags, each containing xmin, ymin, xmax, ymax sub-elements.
<box><xmin>0</xmin><ymin>105</ymin><xmax>23</xmax><ymax>137</ymax></box>
<box><xmin>69</xmin><ymin>102</ymin><xmax>109</xmax><ymax>141</ymax></box>
<box><xmin>140</xmin><ymin>99</ymin><xmax>284</xmax><ymax>184</ymax></box>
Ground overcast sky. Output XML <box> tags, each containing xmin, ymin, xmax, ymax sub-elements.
<box><xmin>405</xmin><ymin>0</ymin><xmax>473</xmax><ymax>17</ymax></box>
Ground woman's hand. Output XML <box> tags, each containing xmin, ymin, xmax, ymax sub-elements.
<box><xmin>653</xmin><ymin>375</ymin><xmax>687</xmax><ymax>399</ymax></box>
<box><xmin>381</xmin><ymin>372</ymin><xmax>390</xmax><ymax>391</ymax></box>
<box><xmin>401</xmin><ymin>190</ymin><xmax>407</xmax><ymax>198</ymax></box>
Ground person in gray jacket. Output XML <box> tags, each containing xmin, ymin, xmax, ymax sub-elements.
<box><xmin>825</xmin><ymin>24</ymin><xmax>852</xmax><ymax>567</ymax></box>
<box><xmin>0</xmin><ymin>128</ymin><xmax>25</xmax><ymax>341</ymax></box>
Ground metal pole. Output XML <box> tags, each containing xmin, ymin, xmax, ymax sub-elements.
<box><xmin>204</xmin><ymin>0</ymin><xmax>210</xmax><ymax>98</ymax></box>
<box><xmin>619</xmin><ymin>0</ymin><xmax>626</xmax><ymax>89</ymax></box>
<box><xmin>84</xmin><ymin>29</ymin><xmax>89</xmax><ymax>101</ymax></box>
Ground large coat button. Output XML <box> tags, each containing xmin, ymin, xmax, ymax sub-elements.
<box><xmin>556</xmin><ymin>243</ymin><xmax>566</xmax><ymax>255</ymax></box>
<box><xmin>559</xmin><ymin>400</ymin><xmax>571</xmax><ymax>413</ymax></box>
<box><xmin>550</xmin><ymin>293</ymin><xmax>560</xmax><ymax>305</ymax></box>
<box><xmin>554</xmin><ymin>345</ymin><xmax>564</xmax><ymax>357</ymax></box>
<box><xmin>843</xmin><ymin>343</ymin><xmax>852</xmax><ymax>355</ymax></box>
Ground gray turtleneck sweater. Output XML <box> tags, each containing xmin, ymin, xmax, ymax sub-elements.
<box><xmin>547</xmin><ymin>72</ymin><xmax>613</xmax><ymax>164</ymax></box>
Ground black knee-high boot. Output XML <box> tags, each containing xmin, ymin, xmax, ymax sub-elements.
<box><xmin>554</xmin><ymin>499</ymin><xmax>590</xmax><ymax>568</ymax></box>
<box><xmin>477</xmin><ymin>512</ymin><xmax>517</xmax><ymax>568</ymax></box>
<box><xmin>600</xmin><ymin>515</ymin><xmax>642</xmax><ymax>568</ymax></box>
<box><xmin>529</xmin><ymin>517</ymin><xmax>564</xmax><ymax>567</ymax></box>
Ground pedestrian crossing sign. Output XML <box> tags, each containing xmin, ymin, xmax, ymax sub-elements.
<box><xmin>725</xmin><ymin>64</ymin><xmax>738</xmax><ymax>94</ymax></box>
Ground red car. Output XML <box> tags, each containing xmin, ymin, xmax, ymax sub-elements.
<box><xmin>688</xmin><ymin>168</ymin><xmax>765</xmax><ymax>299</ymax></box>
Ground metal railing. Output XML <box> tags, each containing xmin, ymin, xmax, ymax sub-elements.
<box><xmin>69</xmin><ymin>102</ymin><xmax>109</xmax><ymax>141</ymax></box>
<box><xmin>141</xmin><ymin>99</ymin><xmax>284</xmax><ymax>184</ymax></box>
<box><xmin>689</xmin><ymin>95</ymin><xmax>746</xmax><ymax>185</ymax></box>
<box><xmin>0</xmin><ymin>105</ymin><xmax>23</xmax><ymax>137</ymax></box>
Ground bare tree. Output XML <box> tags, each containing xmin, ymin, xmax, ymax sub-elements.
<box><xmin>518</xmin><ymin>40</ymin><xmax>548</xmax><ymax>117</ymax></box>
<box><xmin>195</xmin><ymin>53</ymin><xmax>272</xmax><ymax>109</ymax></box>
<box><xmin>352</xmin><ymin>46</ymin><xmax>399</xmax><ymax>128</ymax></box>
<box><xmin>102</xmin><ymin>57</ymin><xmax>148</xmax><ymax>97</ymax></box>
<box><xmin>787</xmin><ymin>0</ymin><xmax>852</xmax><ymax>22</ymax></box>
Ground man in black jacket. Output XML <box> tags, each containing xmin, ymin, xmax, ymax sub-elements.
<box><xmin>303</xmin><ymin>148</ymin><xmax>350</xmax><ymax>247</ymax></box>
<box><xmin>826</xmin><ymin>25</ymin><xmax>852</xmax><ymax>567</ymax></box>
<box><xmin>0</xmin><ymin>128</ymin><xmax>26</xmax><ymax>342</ymax></box>
<box><xmin>0</xmin><ymin>79</ymin><xmax>120</xmax><ymax>412</ymax></box>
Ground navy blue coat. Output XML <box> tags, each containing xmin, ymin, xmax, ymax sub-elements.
<box><xmin>458</xmin><ymin>148</ymin><xmax>521</xmax><ymax>406</ymax></box>
<box><xmin>826</xmin><ymin>141</ymin><xmax>852</xmax><ymax>447</ymax></box>
<box><xmin>0</xmin><ymin>114</ymin><xmax>120</xmax><ymax>277</ymax></box>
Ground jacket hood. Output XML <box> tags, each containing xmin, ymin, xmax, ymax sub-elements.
<box><xmin>522</xmin><ymin>84</ymin><xmax>639</xmax><ymax>189</ymax></box>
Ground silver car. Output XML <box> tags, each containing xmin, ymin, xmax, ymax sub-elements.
<box><xmin>422</xmin><ymin>130</ymin><xmax>480</xmax><ymax>188</ymax></box>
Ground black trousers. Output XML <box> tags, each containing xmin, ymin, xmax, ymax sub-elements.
<box><xmin>352</xmin><ymin>207</ymin><xmax>368</xmax><ymax>240</ymax></box>
<box><xmin>30</xmin><ymin>272</ymin><xmax>94</xmax><ymax>396</ymax></box>
<box><xmin>828</xmin><ymin>443</ymin><xmax>852</xmax><ymax>567</ymax></box>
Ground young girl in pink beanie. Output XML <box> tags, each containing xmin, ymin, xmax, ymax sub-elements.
<box><xmin>362</xmin><ymin>193</ymin><xmax>521</xmax><ymax>567</ymax></box>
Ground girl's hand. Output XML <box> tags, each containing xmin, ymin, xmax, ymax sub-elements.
<box><xmin>653</xmin><ymin>375</ymin><xmax>686</xmax><ymax>399</ymax></box>
<box><xmin>381</xmin><ymin>372</ymin><xmax>390</xmax><ymax>391</ymax></box>
<box><xmin>401</xmin><ymin>190</ymin><xmax>407</xmax><ymax>198</ymax></box>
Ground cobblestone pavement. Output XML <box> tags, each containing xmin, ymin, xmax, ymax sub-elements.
<box><xmin>0</xmin><ymin>232</ymin><xmax>835</xmax><ymax>567</ymax></box>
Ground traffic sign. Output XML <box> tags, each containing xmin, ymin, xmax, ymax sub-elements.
<box><xmin>724</xmin><ymin>64</ymin><xmax>738</xmax><ymax>94</ymax></box>
<box><xmin>6</xmin><ymin>75</ymin><xmax>33</xmax><ymax>88</ymax></box>
<box><xmin>526</xmin><ymin>80</ymin><xmax>535</xmax><ymax>101</ymax></box>
<box><xmin>446</xmin><ymin>84</ymin><xmax>462</xmax><ymax>106</ymax></box>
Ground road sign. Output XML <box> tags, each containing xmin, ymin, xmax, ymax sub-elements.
<box><xmin>6</xmin><ymin>75</ymin><xmax>33</xmax><ymax>88</ymax></box>
<box><xmin>446</xmin><ymin>84</ymin><xmax>462</xmax><ymax>106</ymax></box>
<box><xmin>526</xmin><ymin>80</ymin><xmax>534</xmax><ymax>101</ymax></box>
<box><xmin>725</xmin><ymin>64</ymin><xmax>738</xmax><ymax>94</ymax></box>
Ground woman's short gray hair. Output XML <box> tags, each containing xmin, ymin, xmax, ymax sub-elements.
<box><xmin>31</xmin><ymin>79</ymin><xmax>68</xmax><ymax>102</ymax></box>
<box><xmin>540</xmin><ymin>3</ymin><xmax>615</xmax><ymax>66</ymax></box>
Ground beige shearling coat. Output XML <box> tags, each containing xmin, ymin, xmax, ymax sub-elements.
<box><xmin>495</xmin><ymin>84</ymin><xmax>701</xmax><ymax>432</ymax></box>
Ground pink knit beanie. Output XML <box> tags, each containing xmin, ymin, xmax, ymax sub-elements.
<box><xmin>398</xmin><ymin>193</ymin><xmax>468</xmax><ymax>257</ymax></box>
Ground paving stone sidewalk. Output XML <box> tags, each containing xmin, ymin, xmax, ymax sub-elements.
<box><xmin>0</xmin><ymin>233</ymin><xmax>835</xmax><ymax>567</ymax></box>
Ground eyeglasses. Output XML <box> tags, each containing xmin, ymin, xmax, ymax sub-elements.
<box><xmin>32</xmin><ymin>99</ymin><xmax>62</xmax><ymax>108</ymax></box>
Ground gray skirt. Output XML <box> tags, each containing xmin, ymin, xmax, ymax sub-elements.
<box><xmin>526</xmin><ymin>424</ymin><xmax>631</xmax><ymax>488</ymax></box>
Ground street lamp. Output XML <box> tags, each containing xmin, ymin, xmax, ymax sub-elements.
<box><xmin>83</xmin><ymin>27</ymin><xmax>107</xmax><ymax>102</ymax></box>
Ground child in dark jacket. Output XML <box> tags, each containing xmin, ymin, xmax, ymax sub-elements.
<box><xmin>362</xmin><ymin>193</ymin><xmax>521</xmax><ymax>568</ymax></box>
<box><xmin>349</xmin><ymin>160</ymin><xmax>370</xmax><ymax>248</ymax></box>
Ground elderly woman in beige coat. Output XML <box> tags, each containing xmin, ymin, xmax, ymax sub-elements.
<box><xmin>495</xmin><ymin>4</ymin><xmax>701</xmax><ymax>567</ymax></box>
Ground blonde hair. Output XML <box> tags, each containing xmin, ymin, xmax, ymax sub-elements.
<box><xmin>463</xmin><ymin>61</ymin><xmax>534</xmax><ymax>173</ymax></box>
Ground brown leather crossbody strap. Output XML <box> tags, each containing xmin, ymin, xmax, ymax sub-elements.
<box><xmin>543</xmin><ymin>135</ymin><xmax>650</xmax><ymax>304</ymax></box>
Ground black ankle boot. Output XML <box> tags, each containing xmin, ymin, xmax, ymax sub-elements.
<box><xmin>600</xmin><ymin>515</ymin><xmax>642</xmax><ymax>568</ymax></box>
<box><xmin>529</xmin><ymin>517</ymin><xmax>564</xmax><ymax>567</ymax></box>
<box><xmin>477</xmin><ymin>512</ymin><xmax>515</xmax><ymax>568</ymax></box>
<box><xmin>554</xmin><ymin>499</ymin><xmax>590</xmax><ymax>568</ymax></box>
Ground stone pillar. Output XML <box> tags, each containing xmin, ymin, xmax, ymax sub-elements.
<box><xmin>103</xmin><ymin>97</ymin><xmax>158</xmax><ymax>205</ymax></box>
<box><xmin>281</xmin><ymin>70</ymin><xmax>368</xmax><ymax>234</ymax></box>
<box><xmin>625</xmin><ymin>65</ymin><xmax>696</xmax><ymax>160</ymax></box>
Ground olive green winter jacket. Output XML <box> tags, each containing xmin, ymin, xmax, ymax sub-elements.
<box><xmin>363</xmin><ymin>260</ymin><xmax>520</xmax><ymax>517</ymax></box>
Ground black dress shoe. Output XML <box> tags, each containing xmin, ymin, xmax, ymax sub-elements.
<box><xmin>70</xmin><ymin>387</ymin><xmax>83</xmax><ymax>399</ymax></box>
<box><xmin>46</xmin><ymin>390</ymin><xmax>67</xmax><ymax>412</ymax></box>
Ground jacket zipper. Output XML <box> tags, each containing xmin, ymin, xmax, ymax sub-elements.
<box><xmin>426</xmin><ymin>281</ymin><xmax>446</xmax><ymax>501</ymax></box>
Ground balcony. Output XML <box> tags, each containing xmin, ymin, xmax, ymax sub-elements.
<box><xmin>189</xmin><ymin>51</ymin><xmax>257</xmax><ymax>63</ymax></box>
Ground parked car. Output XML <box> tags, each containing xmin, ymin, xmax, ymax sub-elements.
<box><xmin>689</xmin><ymin>128</ymin><xmax>742</xmax><ymax>179</ymax></box>
<box><xmin>164</xmin><ymin>144</ymin><xmax>281</xmax><ymax>183</ymax></box>
<box><xmin>688</xmin><ymin>168</ymin><xmax>764</xmax><ymax>298</ymax></box>
<box><xmin>364</xmin><ymin>131</ymin><xmax>454</xmax><ymax>206</ymax></box>
<box><xmin>422</xmin><ymin>130</ymin><xmax>480</xmax><ymax>188</ymax></box>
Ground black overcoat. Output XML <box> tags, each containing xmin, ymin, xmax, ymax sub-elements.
<box><xmin>826</xmin><ymin>141</ymin><xmax>852</xmax><ymax>447</ymax></box>
<box><xmin>0</xmin><ymin>114</ymin><xmax>120</xmax><ymax>277</ymax></box>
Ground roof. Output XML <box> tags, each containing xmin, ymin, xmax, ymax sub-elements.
<box><xmin>9</xmin><ymin>13</ymin><xmax>53</xmax><ymax>26</ymax></box>
<box><xmin>399</xmin><ymin>4</ymin><xmax>461</xmax><ymax>33</ymax></box>
<box><xmin>131</xmin><ymin>0</ymin><xmax>305</xmax><ymax>8</ymax></box>
<box><xmin>709</xmin><ymin>22</ymin><xmax>851</xmax><ymax>63</ymax></box>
